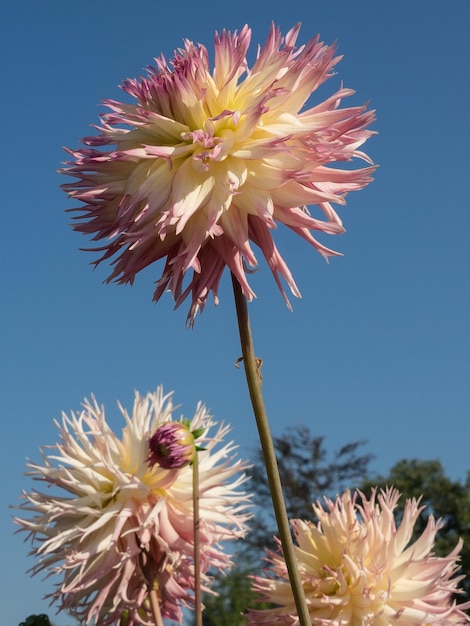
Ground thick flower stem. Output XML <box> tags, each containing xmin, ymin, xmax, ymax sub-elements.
<box><xmin>149</xmin><ymin>588</ymin><xmax>164</xmax><ymax>626</ymax></box>
<box><xmin>231</xmin><ymin>274</ymin><xmax>311</xmax><ymax>626</ymax></box>
<box><xmin>193</xmin><ymin>453</ymin><xmax>202</xmax><ymax>626</ymax></box>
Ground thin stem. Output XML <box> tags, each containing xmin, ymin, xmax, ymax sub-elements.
<box><xmin>193</xmin><ymin>452</ymin><xmax>202</xmax><ymax>626</ymax></box>
<box><xmin>231</xmin><ymin>274</ymin><xmax>311</xmax><ymax>626</ymax></box>
<box><xmin>148</xmin><ymin>587</ymin><xmax>164</xmax><ymax>626</ymax></box>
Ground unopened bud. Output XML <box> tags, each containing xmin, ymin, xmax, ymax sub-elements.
<box><xmin>148</xmin><ymin>422</ymin><xmax>197</xmax><ymax>469</ymax></box>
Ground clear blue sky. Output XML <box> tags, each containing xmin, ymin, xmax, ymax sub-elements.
<box><xmin>2</xmin><ymin>1</ymin><xmax>469</xmax><ymax>624</ymax></box>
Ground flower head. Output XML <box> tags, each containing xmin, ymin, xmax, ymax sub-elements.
<box><xmin>148</xmin><ymin>420</ymin><xmax>199</xmax><ymax>469</ymax></box>
<box><xmin>62</xmin><ymin>24</ymin><xmax>375</xmax><ymax>324</ymax></box>
<box><xmin>15</xmin><ymin>388</ymin><xmax>251</xmax><ymax>626</ymax></box>
<box><xmin>248</xmin><ymin>488</ymin><xmax>469</xmax><ymax>625</ymax></box>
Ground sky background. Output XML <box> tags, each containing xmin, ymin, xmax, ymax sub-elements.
<box><xmin>1</xmin><ymin>1</ymin><xmax>469</xmax><ymax>624</ymax></box>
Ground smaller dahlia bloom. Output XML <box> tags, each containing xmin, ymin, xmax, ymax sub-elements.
<box><xmin>15</xmin><ymin>388</ymin><xmax>251</xmax><ymax>626</ymax></box>
<box><xmin>248</xmin><ymin>488</ymin><xmax>470</xmax><ymax>626</ymax></box>
<box><xmin>62</xmin><ymin>24</ymin><xmax>376</xmax><ymax>324</ymax></box>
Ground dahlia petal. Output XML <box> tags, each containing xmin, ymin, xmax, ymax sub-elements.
<box><xmin>171</xmin><ymin>159</ymin><xmax>215</xmax><ymax>229</ymax></box>
<box><xmin>272</xmin><ymin>179</ymin><xmax>346</xmax><ymax>207</ymax></box>
<box><xmin>210</xmin><ymin>237</ymin><xmax>256</xmax><ymax>301</ymax></box>
<box><xmin>214</xmin><ymin>25</ymin><xmax>251</xmax><ymax>90</ymax></box>
<box><xmin>274</xmin><ymin>205</ymin><xmax>344</xmax><ymax>233</ymax></box>
<box><xmin>220</xmin><ymin>209</ymin><xmax>258</xmax><ymax>267</ymax></box>
<box><xmin>249</xmin><ymin>217</ymin><xmax>301</xmax><ymax>306</ymax></box>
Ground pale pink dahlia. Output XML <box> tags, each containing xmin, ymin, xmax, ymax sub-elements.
<box><xmin>15</xmin><ymin>388</ymin><xmax>251</xmax><ymax>626</ymax></box>
<box><xmin>62</xmin><ymin>24</ymin><xmax>375</xmax><ymax>324</ymax></box>
<box><xmin>248</xmin><ymin>488</ymin><xmax>469</xmax><ymax>625</ymax></box>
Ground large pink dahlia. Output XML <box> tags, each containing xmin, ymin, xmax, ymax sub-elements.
<box><xmin>248</xmin><ymin>489</ymin><xmax>469</xmax><ymax>625</ymax></box>
<box><xmin>62</xmin><ymin>24</ymin><xmax>375</xmax><ymax>324</ymax></box>
<box><xmin>15</xmin><ymin>388</ymin><xmax>251</xmax><ymax>626</ymax></box>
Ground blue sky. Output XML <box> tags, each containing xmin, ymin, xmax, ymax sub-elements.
<box><xmin>2</xmin><ymin>1</ymin><xmax>470</xmax><ymax>624</ymax></box>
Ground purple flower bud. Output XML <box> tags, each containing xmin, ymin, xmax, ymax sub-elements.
<box><xmin>148</xmin><ymin>422</ymin><xmax>196</xmax><ymax>469</ymax></box>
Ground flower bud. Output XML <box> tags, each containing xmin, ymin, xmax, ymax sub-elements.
<box><xmin>148</xmin><ymin>422</ymin><xmax>196</xmax><ymax>469</ymax></box>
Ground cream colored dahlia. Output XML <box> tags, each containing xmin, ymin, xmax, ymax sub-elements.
<box><xmin>248</xmin><ymin>488</ymin><xmax>469</xmax><ymax>625</ymax></box>
<box><xmin>62</xmin><ymin>24</ymin><xmax>375</xmax><ymax>324</ymax></box>
<box><xmin>15</xmin><ymin>388</ymin><xmax>251</xmax><ymax>625</ymax></box>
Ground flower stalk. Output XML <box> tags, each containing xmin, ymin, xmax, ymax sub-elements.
<box><xmin>231</xmin><ymin>273</ymin><xmax>311</xmax><ymax>626</ymax></box>
<box><xmin>192</xmin><ymin>452</ymin><xmax>202</xmax><ymax>626</ymax></box>
<box><xmin>148</xmin><ymin>588</ymin><xmax>164</xmax><ymax>626</ymax></box>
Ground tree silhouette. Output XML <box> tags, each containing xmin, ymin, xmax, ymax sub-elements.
<box><xmin>19</xmin><ymin>616</ymin><xmax>53</xmax><ymax>626</ymax></box>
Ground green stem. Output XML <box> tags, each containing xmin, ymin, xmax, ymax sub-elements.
<box><xmin>148</xmin><ymin>587</ymin><xmax>164</xmax><ymax>626</ymax></box>
<box><xmin>193</xmin><ymin>452</ymin><xmax>202</xmax><ymax>626</ymax></box>
<box><xmin>231</xmin><ymin>274</ymin><xmax>311</xmax><ymax>626</ymax></box>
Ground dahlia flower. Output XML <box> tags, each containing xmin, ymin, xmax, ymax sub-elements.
<box><xmin>15</xmin><ymin>388</ymin><xmax>251</xmax><ymax>626</ymax></box>
<box><xmin>248</xmin><ymin>488</ymin><xmax>470</xmax><ymax>625</ymax></box>
<box><xmin>62</xmin><ymin>24</ymin><xmax>375</xmax><ymax>324</ymax></box>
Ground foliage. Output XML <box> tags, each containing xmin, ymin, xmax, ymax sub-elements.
<box><xmin>19</xmin><ymin>616</ymin><xmax>53</xmax><ymax>626</ymax></box>
<box><xmin>361</xmin><ymin>459</ymin><xmax>470</xmax><ymax>599</ymax></box>
<box><xmin>197</xmin><ymin>554</ymin><xmax>271</xmax><ymax>626</ymax></box>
